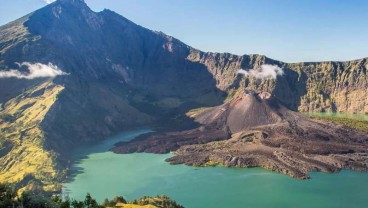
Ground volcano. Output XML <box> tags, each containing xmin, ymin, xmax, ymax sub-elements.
<box><xmin>114</xmin><ymin>90</ymin><xmax>368</xmax><ymax>179</ymax></box>
<box><xmin>1</xmin><ymin>0</ymin><xmax>368</xmax><ymax>191</ymax></box>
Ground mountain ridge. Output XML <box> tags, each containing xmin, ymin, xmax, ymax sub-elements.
<box><xmin>0</xmin><ymin>0</ymin><xmax>367</xmax><ymax>191</ymax></box>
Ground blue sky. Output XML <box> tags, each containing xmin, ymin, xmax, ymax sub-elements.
<box><xmin>1</xmin><ymin>0</ymin><xmax>368</xmax><ymax>63</ymax></box>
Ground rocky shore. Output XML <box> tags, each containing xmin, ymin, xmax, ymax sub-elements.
<box><xmin>114</xmin><ymin>91</ymin><xmax>368</xmax><ymax>179</ymax></box>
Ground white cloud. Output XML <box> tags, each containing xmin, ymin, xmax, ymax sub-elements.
<box><xmin>237</xmin><ymin>64</ymin><xmax>284</xmax><ymax>79</ymax></box>
<box><xmin>44</xmin><ymin>0</ymin><xmax>56</xmax><ymax>4</ymax></box>
<box><xmin>0</xmin><ymin>62</ymin><xmax>69</xmax><ymax>79</ymax></box>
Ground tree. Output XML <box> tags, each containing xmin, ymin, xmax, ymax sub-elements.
<box><xmin>20</xmin><ymin>191</ymin><xmax>59</xmax><ymax>208</ymax></box>
<box><xmin>102</xmin><ymin>198</ymin><xmax>110</xmax><ymax>207</ymax></box>
<box><xmin>0</xmin><ymin>183</ymin><xmax>17</xmax><ymax>208</ymax></box>
<box><xmin>71</xmin><ymin>199</ymin><xmax>84</xmax><ymax>208</ymax></box>
<box><xmin>53</xmin><ymin>195</ymin><xmax>71</xmax><ymax>208</ymax></box>
<box><xmin>111</xmin><ymin>196</ymin><xmax>127</xmax><ymax>205</ymax></box>
<box><xmin>60</xmin><ymin>199</ymin><xmax>71</xmax><ymax>208</ymax></box>
<box><xmin>84</xmin><ymin>193</ymin><xmax>99</xmax><ymax>208</ymax></box>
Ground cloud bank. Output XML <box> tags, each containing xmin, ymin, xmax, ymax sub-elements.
<box><xmin>0</xmin><ymin>62</ymin><xmax>69</xmax><ymax>79</ymax></box>
<box><xmin>237</xmin><ymin>64</ymin><xmax>284</xmax><ymax>79</ymax></box>
<box><xmin>44</xmin><ymin>0</ymin><xmax>56</xmax><ymax>4</ymax></box>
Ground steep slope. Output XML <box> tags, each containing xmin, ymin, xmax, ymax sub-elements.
<box><xmin>115</xmin><ymin>91</ymin><xmax>368</xmax><ymax>179</ymax></box>
<box><xmin>188</xmin><ymin>51</ymin><xmax>368</xmax><ymax>113</ymax></box>
<box><xmin>0</xmin><ymin>0</ymin><xmax>224</xmax><ymax>150</ymax></box>
<box><xmin>291</xmin><ymin>60</ymin><xmax>368</xmax><ymax>113</ymax></box>
<box><xmin>0</xmin><ymin>81</ymin><xmax>64</xmax><ymax>192</ymax></box>
<box><xmin>193</xmin><ymin>91</ymin><xmax>283</xmax><ymax>132</ymax></box>
<box><xmin>166</xmin><ymin>91</ymin><xmax>368</xmax><ymax>179</ymax></box>
<box><xmin>0</xmin><ymin>0</ymin><xmax>224</xmax><ymax>191</ymax></box>
<box><xmin>0</xmin><ymin>0</ymin><xmax>367</xmax><ymax>191</ymax></box>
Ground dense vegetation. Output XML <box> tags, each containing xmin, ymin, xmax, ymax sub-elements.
<box><xmin>0</xmin><ymin>183</ymin><xmax>184</xmax><ymax>208</ymax></box>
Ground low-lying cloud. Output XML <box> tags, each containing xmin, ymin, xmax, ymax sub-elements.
<box><xmin>44</xmin><ymin>0</ymin><xmax>56</xmax><ymax>4</ymax></box>
<box><xmin>237</xmin><ymin>64</ymin><xmax>284</xmax><ymax>79</ymax></box>
<box><xmin>0</xmin><ymin>62</ymin><xmax>69</xmax><ymax>79</ymax></box>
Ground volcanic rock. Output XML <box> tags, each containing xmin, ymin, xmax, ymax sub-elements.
<box><xmin>114</xmin><ymin>90</ymin><xmax>368</xmax><ymax>179</ymax></box>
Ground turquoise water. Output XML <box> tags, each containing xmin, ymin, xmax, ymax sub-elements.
<box><xmin>63</xmin><ymin>129</ymin><xmax>368</xmax><ymax>208</ymax></box>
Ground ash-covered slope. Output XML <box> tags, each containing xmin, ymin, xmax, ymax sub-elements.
<box><xmin>0</xmin><ymin>0</ymin><xmax>368</xmax><ymax>191</ymax></box>
<box><xmin>169</xmin><ymin>92</ymin><xmax>368</xmax><ymax>179</ymax></box>
<box><xmin>194</xmin><ymin>90</ymin><xmax>283</xmax><ymax>132</ymax></box>
<box><xmin>112</xmin><ymin>91</ymin><xmax>294</xmax><ymax>154</ymax></box>
<box><xmin>114</xmin><ymin>91</ymin><xmax>368</xmax><ymax>179</ymax></box>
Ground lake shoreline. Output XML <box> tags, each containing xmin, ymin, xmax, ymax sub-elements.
<box><xmin>63</xmin><ymin>128</ymin><xmax>368</xmax><ymax>208</ymax></box>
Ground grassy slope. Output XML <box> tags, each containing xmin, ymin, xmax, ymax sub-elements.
<box><xmin>115</xmin><ymin>204</ymin><xmax>157</xmax><ymax>208</ymax></box>
<box><xmin>117</xmin><ymin>196</ymin><xmax>183</xmax><ymax>208</ymax></box>
<box><xmin>308</xmin><ymin>114</ymin><xmax>368</xmax><ymax>132</ymax></box>
<box><xmin>0</xmin><ymin>15</ymin><xmax>32</xmax><ymax>55</ymax></box>
<box><xmin>0</xmin><ymin>81</ymin><xmax>64</xmax><ymax>193</ymax></box>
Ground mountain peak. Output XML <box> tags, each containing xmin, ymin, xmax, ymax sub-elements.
<box><xmin>59</xmin><ymin>0</ymin><xmax>85</xmax><ymax>4</ymax></box>
<box><xmin>58</xmin><ymin>0</ymin><xmax>88</xmax><ymax>8</ymax></box>
<box><xmin>51</xmin><ymin>0</ymin><xmax>88</xmax><ymax>11</ymax></box>
<box><xmin>243</xmin><ymin>90</ymin><xmax>272</xmax><ymax>100</ymax></box>
<box><xmin>40</xmin><ymin>0</ymin><xmax>102</xmax><ymax>29</ymax></box>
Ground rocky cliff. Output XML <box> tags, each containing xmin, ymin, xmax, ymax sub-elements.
<box><xmin>0</xmin><ymin>0</ymin><xmax>367</xmax><ymax>191</ymax></box>
<box><xmin>187</xmin><ymin>51</ymin><xmax>368</xmax><ymax>113</ymax></box>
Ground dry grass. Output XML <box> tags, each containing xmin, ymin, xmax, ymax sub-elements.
<box><xmin>0</xmin><ymin>81</ymin><xmax>64</xmax><ymax>192</ymax></box>
<box><xmin>115</xmin><ymin>203</ymin><xmax>157</xmax><ymax>208</ymax></box>
<box><xmin>309</xmin><ymin>115</ymin><xmax>368</xmax><ymax>132</ymax></box>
